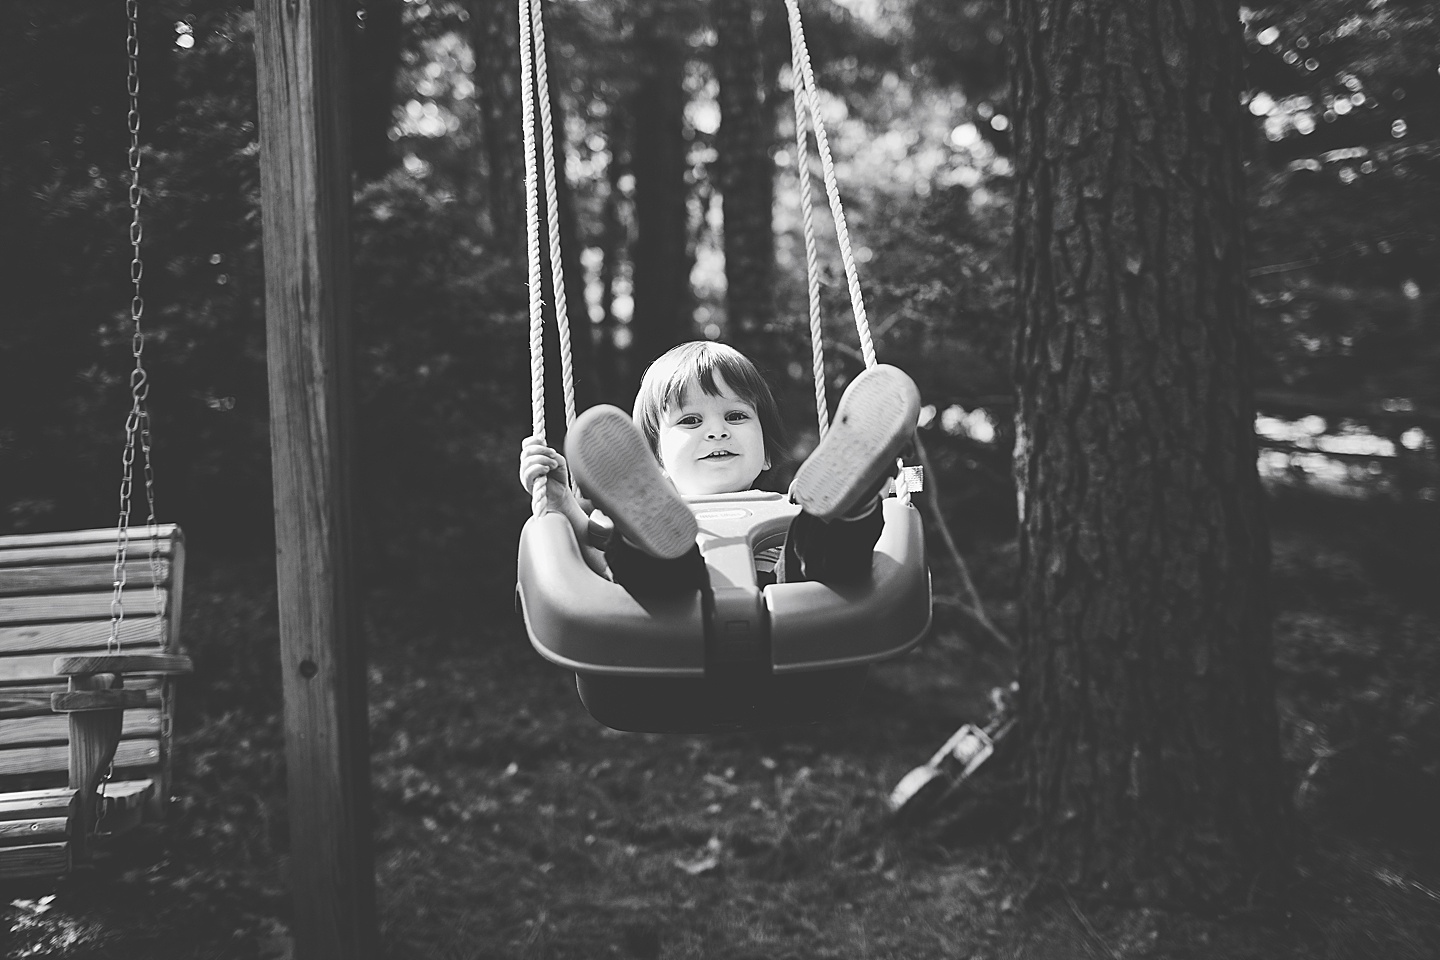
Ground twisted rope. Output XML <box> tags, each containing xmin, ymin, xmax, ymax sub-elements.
<box><xmin>791</xmin><ymin>42</ymin><xmax>829</xmax><ymax>438</ymax></box>
<box><xmin>785</xmin><ymin>0</ymin><xmax>876</xmax><ymax>371</ymax></box>
<box><xmin>529</xmin><ymin>0</ymin><xmax>577</xmax><ymax>433</ymax></box>
<box><xmin>519</xmin><ymin>0</ymin><xmax>548</xmax><ymax>516</ymax></box>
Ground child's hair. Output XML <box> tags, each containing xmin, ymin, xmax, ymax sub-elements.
<box><xmin>633</xmin><ymin>341</ymin><xmax>788</xmax><ymax>480</ymax></box>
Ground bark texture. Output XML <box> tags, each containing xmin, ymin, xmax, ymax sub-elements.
<box><xmin>472</xmin><ymin>0</ymin><xmax>593</xmax><ymax>429</ymax></box>
<box><xmin>629</xmin><ymin>16</ymin><xmax>692</xmax><ymax>368</ymax></box>
<box><xmin>352</xmin><ymin>0</ymin><xmax>403</xmax><ymax>181</ymax></box>
<box><xmin>470</xmin><ymin>0</ymin><xmax>525</xmax><ymax>252</ymax></box>
<box><xmin>1008</xmin><ymin>0</ymin><xmax>1290</xmax><ymax>900</ymax></box>
<box><xmin>714</xmin><ymin>0</ymin><xmax>777</xmax><ymax>356</ymax></box>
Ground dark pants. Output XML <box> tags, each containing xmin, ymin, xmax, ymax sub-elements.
<box><xmin>606</xmin><ymin>505</ymin><xmax>884</xmax><ymax>598</ymax></box>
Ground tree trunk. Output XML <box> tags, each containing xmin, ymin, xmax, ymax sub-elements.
<box><xmin>1007</xmin><ymin>0</ymin><xmax>1290</xmax><ymax>901</ymax></box>
<box><xmin>352</xmin><ymin>0</ymin><xmax>403</xmax><ymax>181</ymax></box>
<box><xmin>595</xmin><ymin>109</ymin><xmax>631</xmax><ymax>405</ymax></box>
<box><xmin>714</xmin><ymin>0</ymin><xmax>776</xmax><ymax>358</ymax></box>
<box><xmin>470</xmin><ymin>0</ymin><xmax>525</xmax><ymax>253</ymax></box>
<box><xmin>472</xmin><ymin>0</ymin><xmax>593</xmax><ymax>431</ymax></box>
<box><xmin>628</xmin><ymin>16</ymin><xmax>692</xmax><ymax>376</ymax></box>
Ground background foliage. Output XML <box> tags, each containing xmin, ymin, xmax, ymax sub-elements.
<box><xmin>3</xmin><ymin>0</ymin><xmax>1435</xmax><ymax>548</ymax></box>
<box><xmin>0</xmin><ymin>2</ymin><xmax>1437</xmax><ymax>948</ymax></box>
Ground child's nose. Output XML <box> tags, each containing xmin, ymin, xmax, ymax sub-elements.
<box><xmin>707</xmin><ymin>421</ymin><xmax>729</xmax><ymax>438</ymax></box>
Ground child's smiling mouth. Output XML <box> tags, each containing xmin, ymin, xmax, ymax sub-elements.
<box><xmin>701</xmin><ymin>450</ymin><xmax>736</xmax><ymax>460</ymax></box>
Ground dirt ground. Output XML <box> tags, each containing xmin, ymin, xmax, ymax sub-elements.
<box><xmin>3</xmin><ymin>519</ymin><xmax>1439</xmax><ymax>959</ymax></box>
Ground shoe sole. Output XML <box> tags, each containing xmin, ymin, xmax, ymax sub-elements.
<box><xmin>791</xmin><ymin>364</ymin><xmax>920</xmax><ymax>520</ymax></box>
<box><xmin>566</xmin><ymin>405</ymin><xmax>698</xmax><ymax>560</ymax></box>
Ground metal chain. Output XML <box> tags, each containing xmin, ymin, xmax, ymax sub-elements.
<box><xmin>128</xmin><ymin>15</ymin><xmax>166</xmax><ymax>630</ymax></box>
<box><xmin>99</xmin><ymin>0</ymin><xmax>161</xmax><ymax>828</ymax></box>
<box><xmin>110</xmin><ymin>0</ymin><xmax>155</xmax><ymax>655</ymax></box>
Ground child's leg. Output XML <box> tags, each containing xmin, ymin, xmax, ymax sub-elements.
<box><xmin>789</xmin><ymin>364</ymin><xmax>920</xmax><ymax>521</ymax></box>
<box><xmin>775</xmin><ymin>504</ymin><xmax>885</xmax><ymax>584</ymax></box>
<box><xmin>780</xmin><ymin>364</ymin><xmax>920</xmax><ymax>584</ymax></box>
<box><xmin>607</xmin><ymin>538</ymin><xmax>709</xmax><ymax>596</ymax></box>
<box><xmin>567</xmin><ymin>404</ymin><xmax>702</xmax><ymax>598</ymax></box>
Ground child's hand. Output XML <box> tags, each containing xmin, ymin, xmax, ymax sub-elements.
<box><xmin>520</xmin><ymin>437</ymin><xmax>601</xmax><ymax>575</ymax></box>
<box><xmin>519</xmin><ymin>436</ymin><xmax>577</xmax><ymax>513</ymax></box>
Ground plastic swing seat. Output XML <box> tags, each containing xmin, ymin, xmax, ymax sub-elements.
<box><xmin>516</xmin><ymin>489</ymin><xmax>930</xmax><ymax>733</ymax></box>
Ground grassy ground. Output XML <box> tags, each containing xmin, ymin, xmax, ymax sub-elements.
<box><xmin>3</xmin><ymin>501</ymin><xmax>1439</xmax><ymax>959</ymax></box>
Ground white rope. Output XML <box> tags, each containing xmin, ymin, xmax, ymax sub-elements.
<box><xmin>520</xmin><ymin>0</ymin><xmax>864</xmax><ymax>463</ymax></box>
<box><xmin>791</xmin><ymin>43</ymin><xmax>829</xmax><ymax>438</ymax></box>
<box><xmin>785</xmin><ymin>0</ymin><xmax>877</xmax><ymax>371</ymax></box>
<box><xmin>519</xmin><ymin>0</ymin><xmax>548</xmax><ymax>516</ymax></box>
<box><xmin>521</xmin><ymin>0</ymin><xmax>578</xmax><ymax>516</ymax></box>
<box><xmin>529</xmin><ymin>0</ymin><xmax>577</xmax><ymax>433</ymax></box>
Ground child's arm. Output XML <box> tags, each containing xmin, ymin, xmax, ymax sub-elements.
<box><xmin>519</xmin><ymin>436</ymin><xmax>609</xmax><ymax>576</ymax></box>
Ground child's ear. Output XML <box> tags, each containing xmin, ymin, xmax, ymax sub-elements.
<box><xmin>763</xmin><ymin>457</ymin><xmax>772</xmax><ymax>471</ymax></box>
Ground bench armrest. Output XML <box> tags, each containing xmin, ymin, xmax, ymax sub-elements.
<box><xmin>52</xmin><ymin>653</ymin><xmax>193</xmax><ymax>677</ymax></box>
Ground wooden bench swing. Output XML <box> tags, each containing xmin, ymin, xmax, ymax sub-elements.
<box><xmin>0</xmin><ymin>0</ymin><xmax>190</xmax><ymax>881</ymax></box>
<box><xmin>0</xmin><ymin>528</ymin><xmax>190</xmax><ymax>880</ymax></box>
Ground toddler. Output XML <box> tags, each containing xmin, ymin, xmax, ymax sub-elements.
<box><xmin>518</xmin><ymin>341</ymin><xmax>919</xmax><ymax>596</ymax></box>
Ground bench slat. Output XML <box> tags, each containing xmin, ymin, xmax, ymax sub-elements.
<box><xmin>0</xmin><ymin>841</ymin><xmax>69</xmax><ymax>879</ymax></box>
<box><xmin>0</xmin><ymin>646</ymin><xmax>166</xmax><ymax>685</ymax></box>
<box><xmin>0</xmin><ymin>541</ymin><xmax>177</xmax><ymax>568</ymax></box>
<box><xmin>0</xmin><ymin>561</ymin><xmax>171</xmax><ymax>597</ymax></box>
<box><xmin>0</xmin><ymin>779</ymin><xmax>153</xmax><ymax>819</ymax></box>
<box><xmin>0</xmin><ymin>620</ymin><xmax>170</xmax><ymax>656</ymax></box>
<box><xmin>56</xmin><ymin>653</ymin><xmax>192</xmax><ymax>677</ymax></box>
<box><xmin>0</xmin><ymin>592</ymin><xmax>167</xmax><ymax>626</ymax></box>
<box><xmin>0</xmin><ymin>709</ymin><xmax>160</xmax><ymax>747</ymax></box>
<box><xmin>52</xmin><ymin>688</ymin><xmax>151</xmax><ymax>712</ymax></box>
<box><xmin>0</xmin><ymin>788</ymin><xmax>72</xmax><ymax>818</ymax></box>
<box><xmin>0</xmin><ymin>816</ymin><xmax>68</xmax><ymax>843</ymax></box>
<box><xmin>0</xmin><ymin>525</ymin><xmax>179</xmax><ymax>551</ymax></box>
<box><xmin>0</xmin><ymin>678</ymin><xmax>163</xmax><ymax>710</ymax></box>
<box><xmin>0</xmin><ymin>738</ymin><xmax>160</xmax><ymax>778</ymax></box>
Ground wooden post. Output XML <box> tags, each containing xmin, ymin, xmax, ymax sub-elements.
<box><xmin>254</xmin><ymin>2</ymin><xmax>376</xmax><ymax>957</ymax></box>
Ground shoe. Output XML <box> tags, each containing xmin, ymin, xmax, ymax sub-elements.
<box><xmin>790</xmin><ymin>364</ymin><xmax>920</xmax><ymax>521</ymax></box>
<box><xmin>566</xmin><ymin>405</ymin><xmax>698</xmax><ymax>560</ymax></box>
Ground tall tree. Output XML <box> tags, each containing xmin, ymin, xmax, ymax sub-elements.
<box><xmin>594</xmin><ymin>107</ymin><xmax>633</xmax><ymax>405</ymax></box>
<box><xmin>1008</xmin><ymin>0</ymin><xmax>1290</xmax><ymax>901</ymax></box>
<box><xmin>628</xmin><ymin>10</ymin><xmax>692</xmax><ymax>371</ymax></box>
<box><xmin>352</xmin><ymin>0</ymin><xmax>404</xmax><ymax>181</ymax></box>
<box><xmin>713</xmin><ymin>0</ymin><xmax>776</xmax><ymax>358</ymax></box>
<box><xmin>471</xmin><ymin>0</ymin><xmax>594</xmax><ymax>429</ymax></box>
<box><xmin>470</xmin><ymin>0</ymin><xmax>525</xmax><ymax>250</ymax></box>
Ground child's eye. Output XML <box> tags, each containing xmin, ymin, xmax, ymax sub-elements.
<box><xmin>677</xmin><ymin>415</ymin><xmax>701</xmax><ymax>427</ymax></box>
<box><xmin>726</xmin><ymin>411</ymin><xmax>751</xmax><ymax>422</ymax></box>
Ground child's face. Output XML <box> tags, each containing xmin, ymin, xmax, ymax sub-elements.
<box><xmin>657</xmin><ymin>371</ymin><xmax>768</xmax><ymax>495</ymax></box>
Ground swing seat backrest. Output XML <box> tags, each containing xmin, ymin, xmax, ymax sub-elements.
<box><xmin>0</xmin><ymin>526</ymin><xmax>187</xmax><ymax>880</ymax></box>
<box><xmin>517</xmin><ymin>492</ymin><xmax>930</xmax><ymax>678</ymax></box>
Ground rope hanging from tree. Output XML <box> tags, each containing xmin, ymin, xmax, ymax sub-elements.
<box><xmin>518</xmin><ymin>0</ymin><xmax>579</xmax><ymax>516</ymax></box>
<box><xmin>784</xmin><ymin>0</ymin><xmax>877</xmax><ymax>438</ymax></box>
<box><xmin>518</xmin><ymin>0</ymin><xmax>879</xmax><ymax>481</ymax></box>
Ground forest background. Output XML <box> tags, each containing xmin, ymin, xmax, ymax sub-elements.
<box><xmin>1</xmin><ymin>0</ymin><xmax>1439</xmax><ymax>957</ymax></box>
